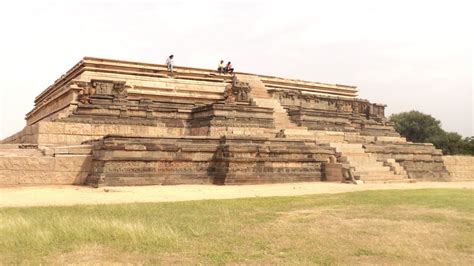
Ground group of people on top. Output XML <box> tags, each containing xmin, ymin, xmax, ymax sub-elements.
<box><xmin>217</xmin><ymin>60</ymin><xmax>234</xmax><ymax>74</ymax></box>
<box><xmin>165</xmin><ymin>55</ymin><xmax>234</xmax><ymax>75</ymax></box>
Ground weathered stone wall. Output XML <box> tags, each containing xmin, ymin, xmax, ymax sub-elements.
<box><xmin>443</xmin><ymin>155</ymin><xmax>474</xmax><ymax>180</ymax></box>
<box><xmin>1</xmin><ymin>121</ymin><xmax>168</xmax><ymax>145</ymax></box>
<box><xmin>86</xmin><ymin>135</ymin><xmax>335</xmax><ymax>187</ymax></box>
<box><xmin>189</xmin><ymin>103</ymin><xmax>274</xmax><ymax>137</ymax></box>
<box><xmin>26</xmin><ymin>87</ymin><xmax>81</xmax><ymax>126</ymax></box>
<box><xmin>214</xmin><ymin>137</ymin><xmax>334</xmax><ymax>184</ymax></box>
<box><xmin>0</xmin><ymin>154</ymin><xmax>91</xmax><ymax>185</ymax></box>
<box><xmin>87</xmin><ymin>136</ymin><xmax>220</xmax><ymax>187</ymax></box>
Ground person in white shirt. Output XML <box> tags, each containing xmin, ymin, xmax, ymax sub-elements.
<box><xmin>166</xmin><ymin>55</ymin><xmax>174</xmax><ymax>72</ymax></box>
<box><xmin>217</xmin><ymin>60</ymin><xmax>225</xmax><ymax>74</ymax></box>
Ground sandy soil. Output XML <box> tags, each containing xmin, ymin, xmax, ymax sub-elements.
<box><xmin>1</xmin><ymin>181</ymin><xmax>473</xmax><ymax>208</ymax></box>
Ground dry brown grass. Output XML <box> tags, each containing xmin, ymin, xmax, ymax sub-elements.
<box><xmin>1</xmin><ymin>189</ymin><xmax>473</xmax><ymax>265</ymax></box>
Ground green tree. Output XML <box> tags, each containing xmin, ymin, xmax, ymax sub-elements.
<box><xmin>389</xmin><ymin>110</ymin><xmax>474</xmax><ymax>155</ymax></box>
<box><xmin>389</xmin><ymin>111</ymin><xmax>444</xmax><ymax>143</ymax></box>
<box><xmin>428</xmin><ymin>131</ymin><xmax>463</xmax><ymax>155</ymax></box>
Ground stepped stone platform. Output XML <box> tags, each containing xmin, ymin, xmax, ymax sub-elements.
<box><xmin>1</xmin><ymin>57</ymin><xmax>470</xmax><ymax>186</ymax></box>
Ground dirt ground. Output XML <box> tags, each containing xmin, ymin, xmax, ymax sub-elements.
<box><xmin>1</xmin><ymin>181</ymin><xmax>473</xmax><ymax>208</ymax></box>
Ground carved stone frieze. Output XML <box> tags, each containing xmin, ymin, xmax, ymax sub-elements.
<box><xmin>270</xmin><ymin>89</ymin><xmax>386</xmax><ymax>119</ymax></box>
<box><xmin>77</xmin><ymin>80</ymin><xmax>129</xmax><ymax>104</ymax></box>
<box><xmin>224</xmin><ymin>77</ymin><xmax>252</xmax><ymax>104</ymax></box>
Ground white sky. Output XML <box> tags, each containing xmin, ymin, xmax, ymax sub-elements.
<box><xmin>0</xmin><ymin>0</ymin><xmax>472</xmax><ymax>138</ymax></box>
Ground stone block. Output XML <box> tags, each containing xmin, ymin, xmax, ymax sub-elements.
<box><xmin>38</xmin><ymin>121</ymin><xmax>65</xmax><ymax>134</ymax></box>
<box><xmin>8</xmin><ymin>169</ymin><xmax>50</xmax><ymax>184</ymax></box>
<box><xmin>128</xmin><ymin>125</ymin><xmax>148</xmax><ymax>135</ymax></box>
<box><xmin>25</xmin><ymin>125</ymin><xmax>33</xmax><ymax>135</ymax></box>
<box><xmin>29</xmin><ymin>123</ymin><xmax>40</xmax><ymax>134</ymax></box>
<box><xmin>0</xmin><ymin>157</ymin><xmax>53</xmax><ymax>171</ymax></box>
<box><xmin>51</xmin><ymin>171</ymin><xmax>89</xmax><ymax>184</ymax></box>
<box><xmin>103</xmin><ymin>124</ymin><xmax>122</xmax><ymax>134</ymax></box>
<box><xmin>53</xmin><ymin>155</ymin><xmax>92</xmax><ymax>172</ymax></box>
<box><xmin>64</xmin><ymin>123</ymin><xmax>92</xmax><ymax>135</ymax></box>
<box><xmin>36</xmin><ymin>134</ymin><xmax>50</xmax><ymax>144</ymax></box>
<box><xmin>24</xmin><ymin>135</ymin><xmax>34</xmax><ymax>143</ymax></box>
<box><xmin>375</xmin><ymin>136</ymin><xmax>406</xmax><ymax>143</ymax></box>
<box><xmin>323</xmin><ymin>163</ymin><xmax>343</xmax><ymax>182</ymax></box>
<box><xmin>92</xmin><ymin>124</ymin><xmax>106</xmax><ymax>135</ymax></box>
<box><xmin>0</xmin><ymin>170</ymin><xmax>17</xmax><ymax>184</ymax></box>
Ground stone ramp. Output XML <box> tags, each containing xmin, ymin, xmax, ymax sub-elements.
<box><xmin>329</xmin><ymin>142</ymin><xmax>409</xmax><ymax>183</ymax></box>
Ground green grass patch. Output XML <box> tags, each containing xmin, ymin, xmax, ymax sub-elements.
<box><xmin>1</xmin><ymin>188</ymin><xmax>473</xmax><ymax>264</ymax></box>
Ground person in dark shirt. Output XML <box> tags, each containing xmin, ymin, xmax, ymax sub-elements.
<box><xmin>224</xmin><ymin>61</ymin><xmax>234</xmax><ymax>74</ymax></box>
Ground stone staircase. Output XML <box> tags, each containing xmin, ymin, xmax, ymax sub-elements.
<box><xmin>231</xmin><ymin>74</ymin><xmax>441</xmax><ymax>183</ymax></box>
<box><xmin>383</xmin><ymin>158</ymin><xmax>408</xmax><ymax>176</ymax></box>
<box><xmin>329</xmin><ymin>142</ymin><xmax>409</xmax><ymax>183</ymax></box>
<box><xmin>237</xmin><ymin>74</ymin><xmax>314</xmax><ymax>139</ymax></box>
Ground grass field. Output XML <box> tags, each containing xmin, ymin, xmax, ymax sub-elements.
<box><xmin>1</xmin><ymin>189</ymin><xmax>473</xmax><ymax>264</ymax></box>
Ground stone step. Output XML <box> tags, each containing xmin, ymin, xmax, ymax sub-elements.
<box><xmin>237</xmin><ymin>74</ymin><xmax>317</xmax><ymax>141</ymax></box>
<box><xmin>364</xmin><ymin>179</ymin><xmax>415</xmax><ymax>184</ymax></box>
<box><xmin>313</xmin><ymin>132</ymin><xmax>346</xmax><ymax>143</ymax></box>
<box><xmin>330</xmin><ymin>144</ymin><xmax>364</xmax><ymax>155</ymax></box>
<box><xmin>341</xmin><ymin>155</ymin><xmax>377</xmax><ymax>162</ymax></box>
<box><xmin>0</xmin><ymin>144</ymin><xmax>23</xmax><ymax>149</ymax></box>
<box><xmin>346</xmin><ymin>160</ymin><xmax>385</xmax><ymax>167</ymax></box>
<box><xmin>342</xmin><ymin>154</ymin><xmax>379</xmax><ymax>161</ymax></box>
<box><xmin>284</xmin><ymin>129</ymin><xmax>314</xmax><ymax>138</ymax></box>
<box><xmin>221</xmin><ymin>176</ymin><xmax>321</xmax><ymax>185</ymax></box>
<box><xmin>53</xmin><ymin>145</ymin><xmax>93</xmax><ymax>155</ymax></box>
<box><xmin>356</xmin><ymin>172</ymin><xmax>405</xmax><ymax>180</ymax></box>
<box><xmin>353</xmin><ymin>165</ymin><xmax>393</xmax><ymax>172</ymax></box>
<box><xmin>253</xmin><ymin>99</ymin><xmax>287</xmax><ymax>112</ymax></box>
<box><xmin>330</xmin><ymin>144</ymin><xmax>365</xmax><ymax>150</ymax></box>
<box><xmin>331</xmin><ymin>148</ymin><xmax>366</xmax><ymax>154</ymax></box>
<box><xmin>384</xmin><ymin>165</ymin><xmax>407</xmax><ymax>175</ymax></box>
<box><xmin>329</xmin><ymin>140</ymin><xmax>410</xmax><ymax>182</ymax></box>
<box><xmin>0</xmin><ymin>149</ymin><xmax>44</xmax><ymax>157</ymax></box>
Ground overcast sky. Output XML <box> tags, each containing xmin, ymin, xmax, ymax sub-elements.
<box><xmin>0</xmin><ymin>0</ymin><xmax>472</xmax><ymax>138</ymax></box>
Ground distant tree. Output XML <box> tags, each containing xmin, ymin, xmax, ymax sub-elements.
<box><xmin>457</xmin><ymin>136</ymin><xmax>474</xmax><ymax>155</ymax></box>
<box><xmin>428</xmin><ymin>131</ymin><xmax>463</xmax><ymax>155</ymax></box>
<box><xmin>389</xmin><ymin>111</ymin><xmax>444</xmax><ymax>143</ymax></box>
<box><xmin>389</xmin><ymin>110</ymin><xmax>474</xmax><ymax>155</ymax></box>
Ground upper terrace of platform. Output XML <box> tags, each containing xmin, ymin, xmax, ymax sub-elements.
<box><xmin>34</xmin><ymin>57</ymin><xmax>358</xmax><ymax>104</ymax></box>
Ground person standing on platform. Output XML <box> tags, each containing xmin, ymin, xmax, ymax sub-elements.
<box><xmin>166</xmin><ymin>55</ymin><xmax>174</xmax><ymax>72</ymax></box>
